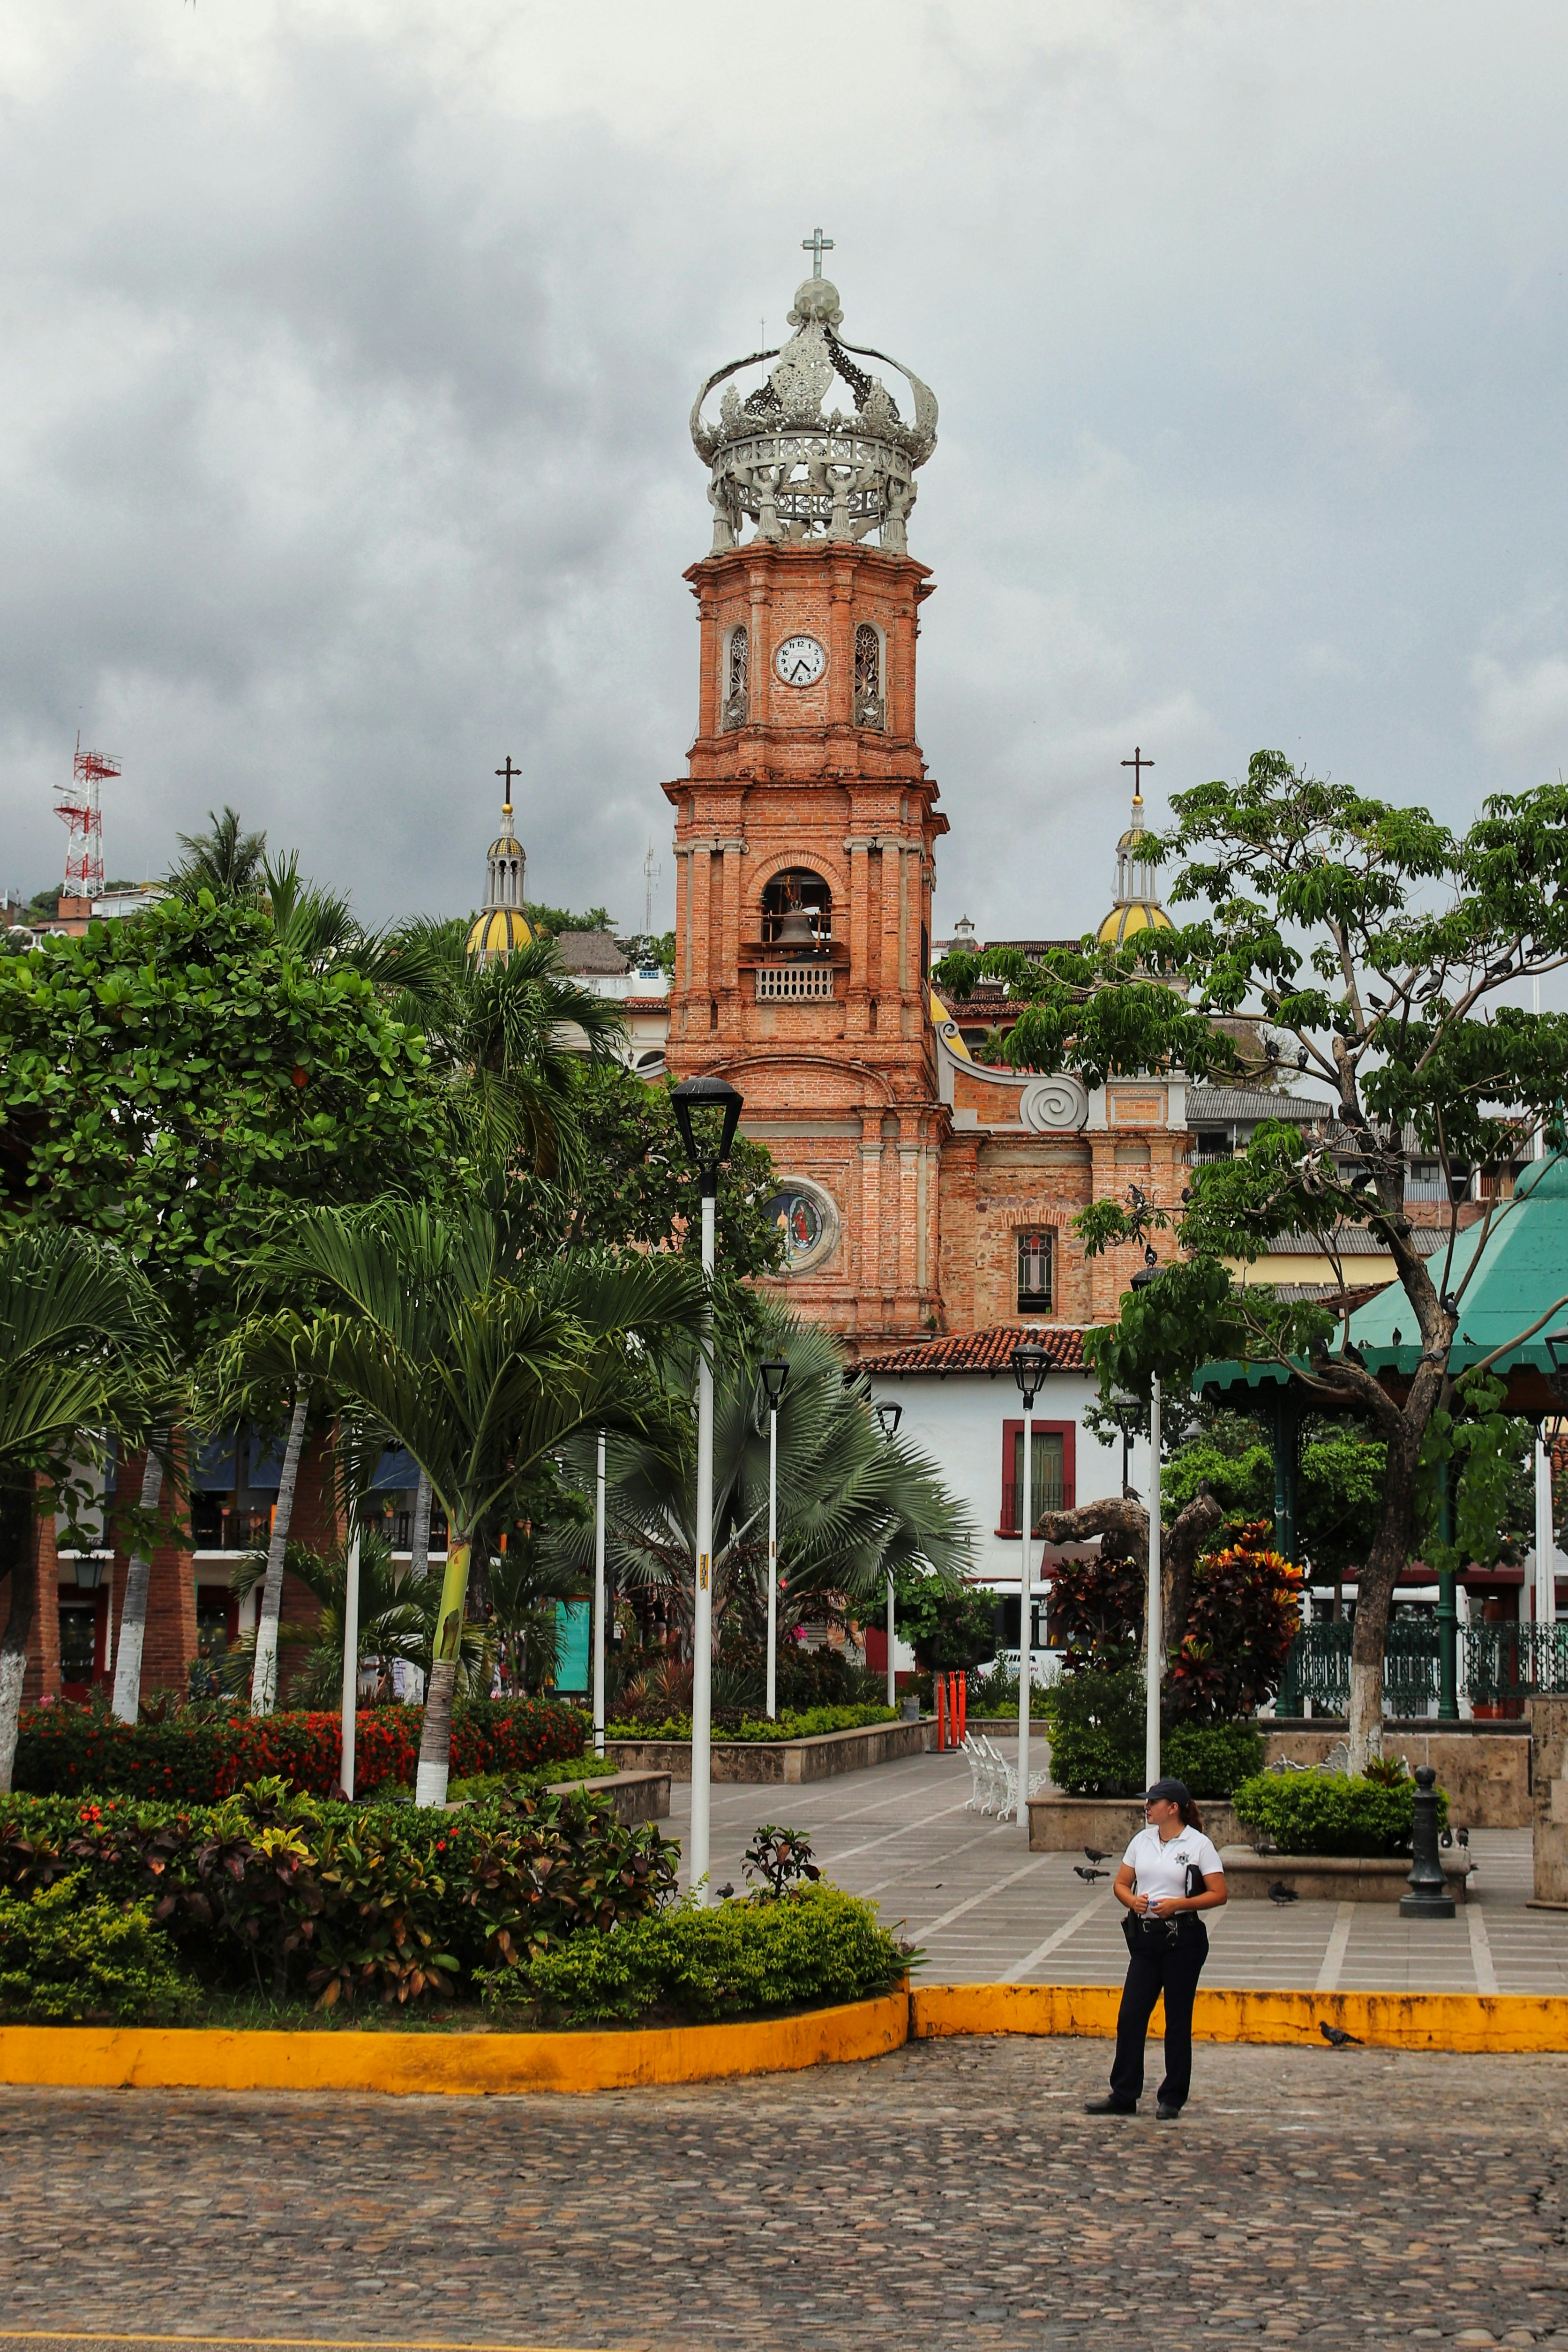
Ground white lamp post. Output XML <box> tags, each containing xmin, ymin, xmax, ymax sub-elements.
<box><xmin>873</xmin><ymin>1399</ymin><xmax>904</xmax><ymax>1706</ymax></box>
<box><xmin>339</xmin><ymin>1521</ymin><xmax>361</xmax><ymax>1802</ymax></box>
<box><xmin>670</xmin><ymin>1072</ymin><xmax>744</xmax><ymax>1904</ymax></box>
<box><xmin>1011</xmin><ymin>1343</ymin><xmax>1049</xmax><ymax>1838</ymax></box>
<box><xmin>1146</xmin><ymin>1372</ymin><xmax>1163</xmax><ymax>1791</ymax></box>
<box><xmin>592</xmin><ymin>1431</ymin><xmax>607</xmax><ymax>1759</ymax></box>
<box><xmin>759</xmin><ymin>1358</ymin><xmax>790</xmax><ymax>1719</ymax></box>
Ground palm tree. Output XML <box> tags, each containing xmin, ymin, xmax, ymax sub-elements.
<box><xmin>386</xmin><ymin>919</ymin><xmax>627</xmax><ymax>1179</ymax></box>
<box><xmin>548</xmin><ymin>1312</ymin><xmax>975</xmax><ymax>1675</ymax></box>
<box><xmin>168</xmin><ymin>806</ymin><xmax>268</xmax><ymax>899</ymax></box>
<box><xmin>224</xmin><ymin>1534</ymin><xmax>456</xmax><ymax>1710</ymax></box>
<box><xmin>207</xmin><ymin>1197</ymin><xmax>705</xmax><ymax>1804</ymax></box>
<box><xmin>0</xmin><ymin>1227</ymin><xmax>171</xmax><ymax>1790</ymax></box>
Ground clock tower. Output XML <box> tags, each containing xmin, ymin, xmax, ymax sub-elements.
<box><xmin>663</xmin><ymin>254</ymin><xmax>948</xmax><ymax>1350</ymax></box>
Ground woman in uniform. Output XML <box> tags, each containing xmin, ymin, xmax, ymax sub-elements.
<box><xmin>1085</xmin><ymin>1776</ymin><xmax>1228</xmax><ymax>2120</ymax></box>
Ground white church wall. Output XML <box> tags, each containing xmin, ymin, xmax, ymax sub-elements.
<box><xmin>865</xmin><ymin>1366</ymin><xmax>1141</xmax><ymax>1600</ymax></box>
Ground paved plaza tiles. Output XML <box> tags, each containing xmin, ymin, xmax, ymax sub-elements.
<box><xmin>676</xmin><ymin>1748</ymin><xmax>1568</xmax><ymax>1997</ymax></box>
<box><xmin>3</xmin><ymin>1752</ymin><xmax>1568</xmax><ymax>2352</ymax></box>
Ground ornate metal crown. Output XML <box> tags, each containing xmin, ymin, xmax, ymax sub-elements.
<box><xmin>690</xmin><ymin>275</ymin><xmax>938</xmax><ymax>556</ymax></box>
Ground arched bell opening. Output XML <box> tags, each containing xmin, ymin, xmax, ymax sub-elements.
<box><xmin>760</xmin><ymin>867</ymin><xmax>833</xmax><ymax>953</ymax></box>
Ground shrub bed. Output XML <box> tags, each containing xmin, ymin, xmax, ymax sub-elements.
<box><xmin>605</xmin><ymin>1703</ymin><xmax>897</xmax><ymax>1744</ymax></box>
<box><xmin>14</xmin><ymin>1696</ymin><xmax>586</xmax><ymax>1803</ymax></box>
<box><xmin>1232</xmin><ymin>1768</ymin><xmax>1447</xmax><ymax>1857</ymax></box>
<box><xmin>1162</xmin><ymin>1721</ymin><xmax>1264</xmax><ymax>1798</ymax></box>
<box><xmin>482</xmin><ymin>1884</ymin><xmax>908</xmax><ymax>2027</ymax></box>
<box><xmin>0</xmin><ymin>1776</ymin><xmax>672</xmax><ymax>2017</ymax></box>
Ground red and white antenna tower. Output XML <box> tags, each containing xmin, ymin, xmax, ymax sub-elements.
<box><xmin>55</xmin><ymin>733</ymin><xmax>120</xmax><ymax>903</ymax></box>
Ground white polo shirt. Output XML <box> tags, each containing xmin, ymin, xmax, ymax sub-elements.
<box><xmin>1123</xmin><ymin>1822</ymin><xmax>1224</xmax><ymax>1906</ymax></box>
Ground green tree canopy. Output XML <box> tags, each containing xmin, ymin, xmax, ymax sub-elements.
<box><xmin>940</xmin><ymin>751</ymin><xmax>1568</xmax><ymax>1761</ymax></box>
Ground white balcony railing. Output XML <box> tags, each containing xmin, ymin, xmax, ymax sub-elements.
<box><xmin>755</xmin><ymin>964</ymin><xmax>835</xmax><ymax>1000</ymax></box>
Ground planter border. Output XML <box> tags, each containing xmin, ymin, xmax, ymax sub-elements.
<box><xmin>0</xmin><ymin>1989</ymin><xmax>908</xmax><ymax>2097</ymax></box>
<box><xmin>911</xmin><ymin>1981</ymin><xmax>1568</xmax><ymax>2054</ymax></box>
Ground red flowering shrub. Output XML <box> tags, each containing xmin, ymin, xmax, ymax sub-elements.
<box><xmin>14</xmin><ymin>1696</ymin><xmax>586</xmax><ymax>1803</ymax></box>
<box><xmin>1166</xmin><ymin>1522</ymin><xmax>1304</xmax><ymax>1723</ymax></box>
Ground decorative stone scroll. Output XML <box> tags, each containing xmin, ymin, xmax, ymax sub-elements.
<box><xmin>691</xmin><ymin>275</ymin><xmax>938</xmax><ymax>556</ymax></box>
<box><xmin>1019</xmin><ymin>1077</ymin><xmax>1090</xmax><ymax>1133</ymax></box>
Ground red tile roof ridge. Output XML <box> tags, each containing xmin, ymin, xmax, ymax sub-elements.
<box><xmin>858</xmin><ymin>1324</ymin><xmax>1091</xmax><ymax>1376</ymax></box>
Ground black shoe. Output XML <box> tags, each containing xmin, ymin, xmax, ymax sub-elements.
<box><xmin>1084</xmin><ymin>2097</ymin><xmax>1137</xmax><ymax>2114</ymax></box>
<box><xmin>1155</xmin><ymin>2101</ymin><xmax>1182</xmax><ymax>2120</ymax></box>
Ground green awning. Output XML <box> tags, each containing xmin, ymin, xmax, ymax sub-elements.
<box><xmin>1194</xmin><ymin>1154</ymin><xmax>1568</xmax><ymax>1401</ymax></box>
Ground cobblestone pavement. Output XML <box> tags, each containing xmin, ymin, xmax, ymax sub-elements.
<box><xmin>4</xmin><ymin>2039</ymin><xmax>1567</xmax><ymax>2352</ymax></box>
<box><xmin>680</xmin><ymin>1754</ymin><xmax>1568</xmax><ymax>1994</ymax></box>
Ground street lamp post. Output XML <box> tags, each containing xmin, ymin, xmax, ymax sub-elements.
<box><xmin>339</xmin><ymin>1521</ymin><xmax>361</xmax><ymax>1803</ymax></box>
<box><xmin>1146</xmin><ymin>1373</ymin><xmax>1163</xmax><ymax>1790</ymax></box>
<box><xmin>759</xmin><ymin>1358</ymin><xmax>790</xmax><ymax>1719</ymax></box>
<box><xmin>669</xmin><ymin>1073</ymin><xmax>744</xmax><ymax>1904</ymax></box>
<box><xmin>1011</xmin><ymin>1342</ymin><xmax>1049</xmax><ymax>1839</ymax></box>
<box><xmin>1110</xmin><ymin>1390</ymin><xmax>1140</xmax><ymax>1497</ymax></box>
<box><xmin>592</xmin><ymin>1431</ymin><xmax>607</xmax><ymax>1760</ymax></box>
<box><xmin>874</xmin><ymin>1399</ymin><xmax>904</xmax><ymax>1707</ymax></box>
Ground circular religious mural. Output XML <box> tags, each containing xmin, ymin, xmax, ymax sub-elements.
<box><xmin>764</xmin><ymin>1179</ymin><xmax>840</xmax><ymax>1275</ymax></box>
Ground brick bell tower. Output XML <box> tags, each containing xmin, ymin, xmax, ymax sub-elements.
<box><xmin>663</xmin><ymin>242</ymin><xmax>948</xmax><ymax>1351</ymax></box>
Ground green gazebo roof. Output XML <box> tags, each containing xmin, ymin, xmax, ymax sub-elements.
<box><xmin>1196</xmin><ymin>1154</ymin><xmax>1568</xmax><ymax>1406</ymax></box>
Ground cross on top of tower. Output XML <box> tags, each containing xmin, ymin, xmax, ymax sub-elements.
<box><xmin>801</xmin><ymin>227</ymin><xmax>834</xmax><ymax>278</ymax></box>
<box><xmin>495</xmin><ymin>755</ymin><xmax>521</xmax><ymax>806</ymax></box>
<box><xmin>1121</xmin><ymin>746</ymin><xmax>1154</xmax><ymax>802</ymax></box>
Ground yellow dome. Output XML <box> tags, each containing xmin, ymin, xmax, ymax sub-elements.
<box><xmin>466</xmin><ymin>907</ymin><xmax>535</xmax><ymax>961</ymax></box>
<box><xmin>1097</xmin><ymin>901</ymin><xmax>1175</xmax><ymax>947</ymax></box>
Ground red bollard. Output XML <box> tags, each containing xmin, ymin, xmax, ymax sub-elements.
<box><xmin>936</xmin><ymin>1672</ymin><xmax>947</xmax><ymax>1750</ymax></box>
<box><xmin>957</xmin><ymin>1670</ymin><xmax>967</xmax><ymax>1743</ymax></box>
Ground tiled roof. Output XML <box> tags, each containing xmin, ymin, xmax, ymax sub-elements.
<box><xmin>1261</xmin><ymin>1224</ymin><xmax>1444</xmax><ymax>1258</ymax></box>
<box><xmin>859</xmin><ymin>1325</ymin><xmax>1089</xmax><ymax>1378</ymax></box>
<box><xmin>553</xmin><ymin>930</ymin><xmax>628</xmax><ymax>974</ymax></box>
<box><xmin>1185</xmin><ymin>1087</ymin><xmax>1336</xmax><ymax>1124</ymax></box>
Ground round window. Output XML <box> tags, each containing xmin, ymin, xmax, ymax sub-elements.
<box><xmin>765</xmin><ymin>1183</ymin><xmax>838</xmax><ymax>1273</ymax></box>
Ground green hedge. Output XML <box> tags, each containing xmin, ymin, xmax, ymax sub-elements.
<box><xmin>0</xmin><ymin>1875</ymin><xmax>190</xmax><ymax>2024</ymax></box>
<box><xmin>487</xmin><ymin>1884</ymin><xmax>908</xmax><ymax>2026</ymax></box>
<box><xmin>1232</xmin><ymin>1770</ymin><xmax>1447</xmax><ymax>1856</ymax></box>
<box><xmin>0</xmin><ymin>1776</ymin><xmax>672</xmax><ymax>2011</ymax></box>
<box><xmin>605</xmin><ymin>1704</ymin><xmax>897</xmax><ymax>1744</ymax></box>
<box><xmin>14</xmin><ymin>1696</ymin><xmax>585</xmax><ymax>1802</ymax></box>
<box><xmin>1162</xmin><ymin>1721</ymin><xmax>1264</xmax><ymax>1798</ymax></box>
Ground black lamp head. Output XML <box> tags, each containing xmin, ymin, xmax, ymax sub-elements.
<box><xmin>670</xmin><ymin>1073</ymin><xmax>744</xmax><ymax>1191</ymax></box>
<box><xmin>874</xmin><ymin>1398</ymin><xmax>904</xmax><ymax>1439</ymax></box>
<box><xmin>1448</xmin><ymin>1169</ymin><xmax>1471</xmax><ymax>1204</ymax></box>
<box><xmin>1110</xmin><ymin>1388</ymin><xmax>1139</xmax><ymax>1434</ymax></box>
<box><xmin>1011</xmin><ymin>1340</ymin><xmax>1049</xmax><ymax>1408</ymax></box>
<box><xmin>758</xmin><ymin>1356</ymin><xmax>791</xmax><ymax>1411</ymax></box>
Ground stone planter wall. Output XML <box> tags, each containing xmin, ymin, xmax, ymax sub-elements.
<box><xmin>1261</xmin><ymin>1727</ymin><xmax>1529</xmax><ymax>1829</ymax></box>
<box><xmin>604</xmin><ymin>1716</ymin><xmax>933</xmax><ymax>1785</ymax></box>
<box><xmin>543</xmin><ymin>1768</ymin><xmax>670</xmax><ymax>1823</ymax></box>
<box><xmin>1220</xmin><ymin>1850</ymin><xmax>1475</xmax><ymax>1904</ymax></box>
<box><xmin>1028</xmin><ymin>1794</ymin><xmax>1241</xmax><ymax>1852</ymax></box>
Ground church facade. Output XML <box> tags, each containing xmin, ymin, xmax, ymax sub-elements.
<box><xmin>661</xmin><ymin>255</ymin><xmax>1193</xmax><ymax>1362</ymax></box>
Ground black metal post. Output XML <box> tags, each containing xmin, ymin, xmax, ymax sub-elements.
<box><xmin>1399</xmin><ymin>1763</ymin><xmax>1455</xmax><ymax>1918</ymax></box>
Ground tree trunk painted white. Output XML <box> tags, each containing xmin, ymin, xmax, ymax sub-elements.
<box><xmin>111</xmin><ymin>1448</ymin><xmax>165</xmax><ymax>1724</ymax></box>
<box><xmin>0</xmin><ymin>1513</ymin><xmax>36</xmax><ymax>1795</ymax></box>
<box><xmin>1348</xmin><ymin>1656</ymin><xmax>1385</xmax><ymax>1771</ymax></box>
<box><xmin>414</xmin><ymin>1529</ymin><xmax>470</xmax><ymax>1807</ymax></box>
<box><xmin>250</xmin><ymin>1386</ymin><xmax>310</xmax><ymax>1716</ymax></box>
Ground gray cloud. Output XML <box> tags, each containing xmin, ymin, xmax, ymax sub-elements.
<box><xmin>5</xmin><ymin>0</ymin><xmax>1568</xmax><ymax>944</ymax></box>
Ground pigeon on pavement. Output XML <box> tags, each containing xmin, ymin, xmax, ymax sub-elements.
<box><xmin>1083</xmin><ymin>1847</ymin><xmax>1114</xmax><ymax>1864</ymax></box>
<box><xmin>1319</xmin><ymin>2021</ymin><xmax>1363</xmax><ymax>2047</ymax></box>
<box><xmin>1074</xmin><ymin>1865</ymin><xmax>1110</xmax><ymax>1883</ymax></box>
<box><xmin>1268</xmin><ymin>1880</ymin><xmax>1300</xmax><ymax>1905</ymax></box>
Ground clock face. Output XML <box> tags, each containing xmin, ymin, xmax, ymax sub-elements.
<box><xmin>775</xmin><ymin>634</ymin><xmax>827</xmax><ymax>687</ymax></box>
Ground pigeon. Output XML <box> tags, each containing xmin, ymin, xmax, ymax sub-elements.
<box><xmin>1083</xmin><ymin>1847</ymin><xmax>1113</xmax><ymax>1865</ymax></box>
<box><xmin>1268</xmin><ymin>1881</ymin><xmax>1300</xmax><ymax>1905</ymax></box>
<box><xmin>1457</xmin><ymin>1826</ymin><xmax>1470</xmax><ymax>1849</ymax></box>
<box><xmin>1074</xmin><ymin>1865</ymin><xmax>1110</xmax><ymax>1883</ymax></box>
<box><xmin>1319</xmin><ymin>2021</ymin><xmax>1363</xmax><ymax>2048</ymax></box>
<box><xmin>715</xmin><ymin>1883</ymin><xmax>735</xmax><ymax>1900</ymax></box>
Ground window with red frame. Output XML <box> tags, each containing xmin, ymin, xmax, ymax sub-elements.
<box><xmin>1016</xmin><ymin>1228</ymin><xmax>1054</xmax><ymax>1314</ymax></box>
<box><xmin>999</xmin><ymin>1419</ymin><xmax>1075</xmax><ymax>1534</ymax></box>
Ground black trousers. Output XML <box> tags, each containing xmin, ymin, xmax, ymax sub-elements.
<box><xmin>1108</xmin><ymin>1918</ymin><xmax>1209</xmax><ymax>2110</ymax></box>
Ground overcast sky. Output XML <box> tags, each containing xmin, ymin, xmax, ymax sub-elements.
<box><xmin>5</xmin><ymin>0</ymin><xmax>1568</xmax><ymax>944</ymax></box>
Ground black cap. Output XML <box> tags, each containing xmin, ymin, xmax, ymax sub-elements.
<box><xmin>1142</xmin><ymin>1778</ymin><xmax>1190</xmax><ymax>1806</ymax></box>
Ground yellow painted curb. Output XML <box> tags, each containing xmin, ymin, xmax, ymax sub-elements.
<box><xmin>910</xmin><ymin>1981</ymin><xmax>1568</xmax><ymax>2054</ymax></box>
<box><xmin>0</xmin><ymin>1988</ymin><xmax>908</xmax><ymax>2096</ymax></box>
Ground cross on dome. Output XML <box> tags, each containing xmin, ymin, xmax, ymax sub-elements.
<box><xmin>801</xmin><ymin>227</ymin><xmax>835</xmax><ymax>278</ymax></box>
